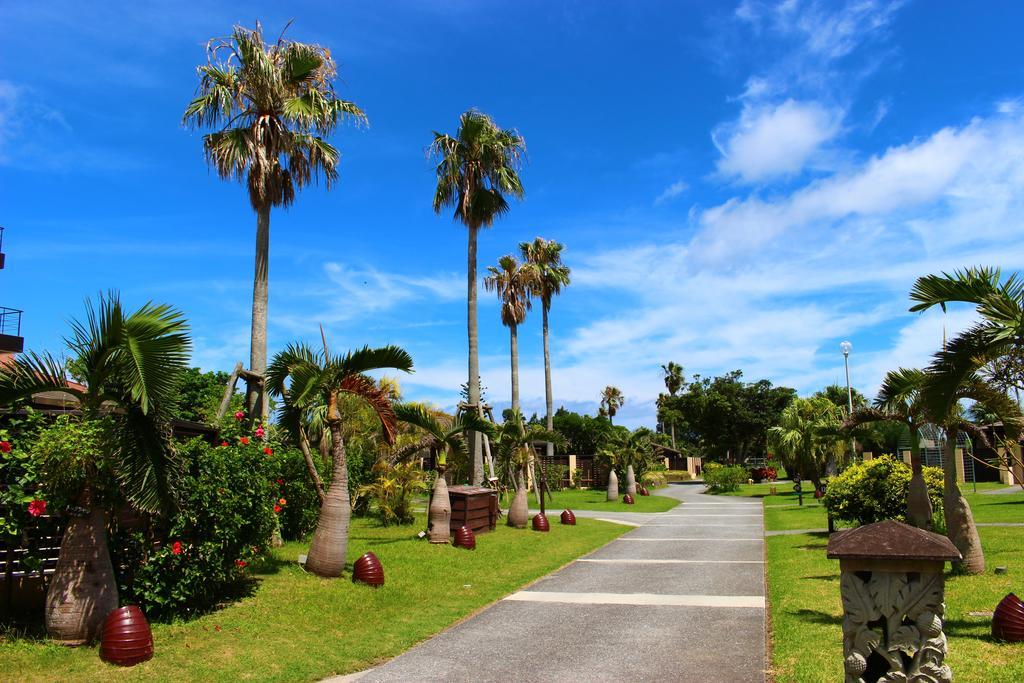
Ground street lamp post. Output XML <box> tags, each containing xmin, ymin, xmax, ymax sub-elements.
<box><xmin>840</xmin><ymin>341</ymin><xmax>855</xmax><ymax>464</ymax></box>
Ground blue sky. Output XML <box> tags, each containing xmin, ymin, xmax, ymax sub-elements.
<box><xmin>3</xmin><ymin>0</ymin><xmax>1024</xmax><ymax>427</ymax></box>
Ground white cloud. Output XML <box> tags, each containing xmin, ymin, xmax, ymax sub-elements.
<box><xmin>714</xmin><ymin>99</ymin><xmax>842</xmax><ymax>182</ymax></box>
<box><xmin>654</xmin><ymin>179</ymin><xmax>689</xmax><ymax>205</ymax></box>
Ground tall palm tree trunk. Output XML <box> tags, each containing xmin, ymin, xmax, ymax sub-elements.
<box><xmin>305</xmin><ymin>419</ymin><xmax>352</xmax><ymax>578</ymax></box>
<box><xmin>942</xmin><ymin>427</ymin><xmax>984</xmax><ymax>573</ymax></box>
<box><xmin>45</xmin><ymin>501</ymin><xmax>118</xmax><ymax>645</ymax></box>
<box><xmin>466</xmin><ymin>225</ymin><xmax>483</xmax><ymax>485</ymax></box>
<box><xmin>510</xmin><ymin>322</ymin><xmax>520</xmax><ymax>412</ymax></box>
<box><xmin>246</xmin><ymin>203</ymin><xmax>271</xmax><ymax>420</ymax></box>
<box><xmin>906</xmin><ymin>426</ymin><xmax>932</xmax><ymax>529</ymax></box>
<box><xmin>542</xmin><ymin>306</ymin><xmax>554</xmax><ymax>459</ymax></box>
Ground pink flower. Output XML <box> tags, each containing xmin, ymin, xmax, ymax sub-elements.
<box><xmin>254</xmin><ymin>426</ymin><xmax>266</xmax><ymax>439</ymax></box>
<box><xmin>234</xmin><ymin>411</ymin><xmax>245</xmax><ymax>421</ymax></box>
<box><xmin>27</xmin><ymin>499</ymin><xmax>46</xmax><ymax>517</ymax></box>
<box><xmin>171</xmin><ymin>541</ymin><xmax>182</xmax><ymax>555</ymax></box>
<box><xmin>239</xmin><ymin>437</ymin><xmax>250</xmax><ymax>445</ymax></box>
<box><xmin>0</xmin><ymin>440</ymin><xmax>11</xmax><ymax>453</ymax></box>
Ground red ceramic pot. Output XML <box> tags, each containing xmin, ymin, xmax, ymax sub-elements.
<box><xmin>560</xmin><ymin>509</ymin><xmax>576</xmax><ymax>525</ymax></box>
<box><xmin>638</xmin><ymin>486</ymin><xmax>650</xmax><ymax>496</ymax></box>
<box><xmin>353</xmin><ymin>551</ymin><xmax>385</xmax><ymax>587</ymax></box>
<box><xmin>623</xmin><ymin>494</ymin><xmax>635</xmax><ymax>505</ymax></box>
<box><xmin>993</xmin><ymin>593</ymin><xmax>1024</xmax><ymax>642</ymax></box>
<box><xmin>453</xmin><ymin>525</ymin><xmax>476</xmax><ymax>550</ymax></box>
<box><xmin>99</xmin><ymin>606</ymin><xmax>153</xmax><ymax>667</ymax></box>
<box><xmin>532</xmin><ymin>513</ymin><xmax>550</xmax><ymax>532</ymax></box>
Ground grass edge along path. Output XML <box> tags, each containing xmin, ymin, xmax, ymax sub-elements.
<box><xmin>0</xmin><ymin>514</ymin><xmax>628</xmax><ymax>682</ymax></box>
<box><xmin>712</xmin><ymin>483</ymin><xmax>1024</xmax><ymax>682</ymax></box>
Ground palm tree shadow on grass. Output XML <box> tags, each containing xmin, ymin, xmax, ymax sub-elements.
<box><xmin>793</xmin><ymin>608</ymin><xmax>842</xmax><ymax>626</ymax></box>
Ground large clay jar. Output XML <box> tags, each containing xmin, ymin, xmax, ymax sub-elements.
<box><xmin>427</xmin><ymin>470</ymin><xmax>451</xmax><ymax>544</ymax></box>
<box><xmin>625</xmin><ymin>465</ymin><xmax>637</xmax><ymax>496</ymax></box>
<box><xmin>453</xmin><ymin>526</ymin><xmax>476</xmax><ymax>550</ymax></box>
<box><xmin>993</xmin><ymin>593</ymin><xmax>1024</xmax><ymax>642</ymax></box>
<box><xmin>532</xmin><ymin>513</ymin><xmax>550</xmax><ymax>532</ymax></box>
<box><xmin>639</xmin><ymin>485</ymin><xmax>650</xmax><ymax>496</ymax></box>
<box><xmin>623</xmin><ymin>493</ymin><xmax>635</xmax><ymax>505</ymax></box>
<box><xmin>353</xmin><ymin>552</ymin><xmax>384</xmax><ymax>587</ymax></box>
<box><xmin>606</xmin><ymin>469</ymin><xmax>619</xmax><ymax>501</ymax></box>
<box><xmin>99</xmin><ymin>606</ymin><xmax>153</xmax><ymax>666</ymax></box>
<box><xmin>507</xmin><ymin>486</ymin><xmax>529</xmax><ymax>528</ymax></box>
<box><xmin>560</xmin><ymin>509</ymin><xmax>576</xmax><ymax>525</ymax></box>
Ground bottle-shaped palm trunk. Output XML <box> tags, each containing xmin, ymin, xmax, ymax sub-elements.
<box><xmin>466</xmin><ymin>225</ymin><xmax>484</xmax><ymax>485</ymax></box>
<box><xmin>941</xmin><ymin>431</ymin><xmax>984</xmax><ymax>573</ymax></box>
<box><xmin>542</xmin><ymin>306</ymin><xmax>554</xmax><ymax>460</ymax></box>
<box><xmin>625</xmin><ymin>465</ymin><xmax>637</xmax><ymax>496</ymax></box>
<box><xmin>428</xmin><ymin>466</ymin><xmax>452</xmax><ymax>543</ymax></box>
<box><xmin>305</xmin><ymin>421</ymin><xmax>352</xmax><ymax>578</ymax></box>
<box><xmin>507</xmin><ymin>470</ymin><xmax>529</xmax><ymax>528</ymax></box>
<box><xmin>45</xmin><ymin>503</ymin><xmax>118</xmax><ymax>645</ymax></box>
<box><xmin>607</xmin><ymin>469</ymin><xmax>619</xmax><ymax>501</ymax></box>
<box><xmin>906</xmin><ymin>429</ymin><xmax>933</xmax><ymax>529</ymax></box>
<box><xmin>510</xmin><ymin>323</ymin><xmax>520</xmax><ymax>412</ymax></box>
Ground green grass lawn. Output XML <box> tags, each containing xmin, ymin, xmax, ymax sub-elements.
<box><xmin>501</xmin><ymin>487</ymin><xmax>679</xmax><ymax>513</ymax></box>
<box><xmin>0</xmin><ymin>513</ymin><xmax>626</xmax><ymax>682</ymax></box>
<box><xmin>721</xmin><ymin>483</ymin><xmax>1024</xmax><ymax>681</ymax></box>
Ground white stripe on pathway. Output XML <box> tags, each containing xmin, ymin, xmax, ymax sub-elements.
<box><xmin>578</xmin><ymin>558</ymin><xmax>763</xmax><ymax>564</ymax></box>
<box><xmin>505</xmin><ymin>591</ymin><xmax>765</xmax><ymax>608</ymax></box>
<box><xmin>594</xmin><ymin>518</ymin><xmax>643</xmax><ymax>526</ymax></box>
<box><xmin>619</xmin><ymin>537</ymin><xmax>764</xmax><ymax>542</ymax></box>
<box><xmin>659</xmin><ymin>514</ymin><xmax>762</xmax><ymax>517</ymax></box>
<box><xmin>645</xmin><ymin>523</ymin><xmax>763</xmax><ymax>527</ymax></box>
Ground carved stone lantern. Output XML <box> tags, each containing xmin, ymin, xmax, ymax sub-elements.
<box><xmin>826</xmin><ymin>520</ymin><xmax>961</xmax><ymax>683</ymax></box>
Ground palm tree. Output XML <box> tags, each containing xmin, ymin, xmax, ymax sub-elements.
<box><xmin>389</xmin><ymin>404</ymin><xmax>491</xmax><ymax>543</ymax></box>
<box><xmin>430</xmin><ymin>110</ymin><xmax>526</xmax><ymax>485</ymax></box>
<box><xmin>768</xmin><ymin>396</ymin><xmax>844</xmax><ymax>493</ymax></box>
<box><xmin>0</xmin><ymin>293</ymin><xmax>190</xmax><ymax>644</ymax></box>
<box><xmin>844</xmin><ymin>369</ymin><xmax>932</xmax><ymax>528</ymax></box>
<box><xmin>266</xmin><ymin>342</ymin><xmax>412</xmax><ymax>577</ymax></box>
<box><xmin>484</xmin><ymin>254</ymin><xmax>533</xmax><ymax>412</ymax></box>
<box><xmin>599</xmin><ymin>385</ymin><xmax>625</xmax><ymax>425</ymax></box>
<box><xmin>661</xmin><ymin>362</ymin><xmax>684</xmax><ymax>448</ymax></box>
<box><xmin>521</xmin><ymin>238</ymin><xmax>571</xmax><ymax>456</ymax></box>
<box><xmin>184</xmin><ymin>23</ymin><xmax>366</xmax><ymax>420</ymax></box>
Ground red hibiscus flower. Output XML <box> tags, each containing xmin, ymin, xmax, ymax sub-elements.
<box><xmin>27</xmin><ymin>499</ymin><xmax>46</xmax><ymax>517</ymax></box>
<box><xmin>274</xmin><ymin>504</ymin><xmax>282</xmax><ymax>514</ymax></box>
<box><xmin>235</xmin><ymin>559</ymin><xmax>247</xmax><ymax>568</ymax></box>
<box><xmin>220</xmin><ymin>441</ymin><xmax>229</xmax><ymax>447</ymax></box>
<box><xmin>263</xmin><ymin>447</ymin><xmax>273</xmax><ymax>456</ymax></box>
<box><xmin>0</xmin><ymin>440</ymin><xmax>11</xmax><ymax>453</ymax></box>
<box><xmin>239</xmin><ymin>437</ymin><xmax>250</xmax><ymax>445</ymax></box>
<box><xmin>276</xmin><ymin>478</ymin><xmax>285</xmax><ymax>485</ymax></box>
<box><xmin>234</xmin><ymin>410</ymin><xmax>245</xmax><ymax>421</ymax></box>
<box><xmin>171</xmin><ymin>541</ymin><xmax>183</xmax><ymax>555</ymax></box>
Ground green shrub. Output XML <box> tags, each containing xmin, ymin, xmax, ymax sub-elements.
<box><xmin>703</xmin><ymin>462</ymin><xmax>748</xmax><ymax>493</ymax></box>
<box><xmin>113</xmin><ymin>437</ymin><xmax>277</xmax><ymax>621</ymax></box>
<box><xmin>267</xmin><ymin>445</ymin><xmax>326</xmax><ymax>540</ymax></box>
<box><xmin>663</xmin><ymin>470</ymin><xmax>692</xmax><ymax>482</ymax></box>
<box><xmin>357</xmin><ymin>461</ymin><xmax>426</xmax><ymax>526</ymax></box>
<box><xmin>822</xmin><ymin>455</ymin><xmax>943</xmax><ymax>526</ymax></box>
<box><xmin>641</xmin><ymin>470</ymin><xmax>667</xmax><ymax>488</ymax></box>
<box><xmin>542</xmin><ymin>464</ymin><xmax>569</xmax><ymax>491</ymax></box>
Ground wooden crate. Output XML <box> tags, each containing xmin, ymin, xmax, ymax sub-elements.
<box><xmin>448</xmin><ymin>486</ymin><xmax>498</xmax><ymax>534</ymax></box>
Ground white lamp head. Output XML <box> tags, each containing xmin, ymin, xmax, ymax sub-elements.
<box><xmin>840</xmin><ymin>341</ymin><xmax>852</xmax><ymax>356</ymax></box>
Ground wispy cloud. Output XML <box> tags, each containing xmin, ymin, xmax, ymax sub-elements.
<box><xmin>654</xmin><ymin>179</ymin><xmax>689</xmax><ymax>205</ymax></box>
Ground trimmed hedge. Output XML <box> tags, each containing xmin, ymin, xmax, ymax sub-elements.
<box><xmin>821</xmin><ymin>455</ymin><xmax>943</xmax><ymax>527</ymax></box>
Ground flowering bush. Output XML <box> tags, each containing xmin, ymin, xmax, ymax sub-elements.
<box><xmin>749</xmin><ymin>466</ymin><xmax>778</xmax><ymax>483</ymax></box>
<box><xmin>702</xmin><ymin>462</ymin><xmax>749</xmax><ymax>493</ymax></box>
<box><xmin>113</xmin><ymin>436</ymin><xmax>277</xmax><ymax>620</ymax></box>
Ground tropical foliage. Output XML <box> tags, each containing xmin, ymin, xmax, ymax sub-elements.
<box><xmin>768</xmin><ymin>396</ymin><xmax>844</xmax><ymax>491</ymax></box>
<box><xmin>822</xmin><ymin>455</ymin><xmax>944</xmax><ymax>528</ymax></box>
<box><xmin>356</xmin><ymin>461</ymin><xmax>426</xmax><ymax>527</ymax></box>
<box><xmin>484</xmin><ymin>254</ymin><xmax>533</xmax><ymax>412</ymax></box>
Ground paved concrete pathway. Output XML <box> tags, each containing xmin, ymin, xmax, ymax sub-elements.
<box><xmin>352</xmin><ymin>483</ymin><xmax>766</xmax><ymax>682</ymax></box>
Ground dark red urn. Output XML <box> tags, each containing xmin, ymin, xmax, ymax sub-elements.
<box><xmin>353</xmin><ymin>551</ymin><xmax>385</xmax><ymax>587</ymax></box>
<box><xmin>623</xmin><ymin>494</ymin><xmax>635</xmax><ymax>505</ymax></box>
<box><xmin>560</xmin><ymin>509</ymin><xmax>576</xmax><ymax>525</ymax></box>
<box><xmin>993</xmin><ymin>593</ymin><xmax>1024</xmax><ymax>642</ymax></box>
<box><xmin>532</xmin><ymin>513</ymin><xmax>550</xmax><ymax>532</ymax></box>
<box><xmin>99</xmin><ymin>606</ymin><xmax>153</xmax><ymax>667</ymax></box>
<box><xmin>453</xmin><ymin>525</ymin><xmax>476</xmax><ymax>550</ymax></box>
<box><xmin>638</xmin><ymin>486</ymin><xmax>650</xmax><ymax>496</ymax></box>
